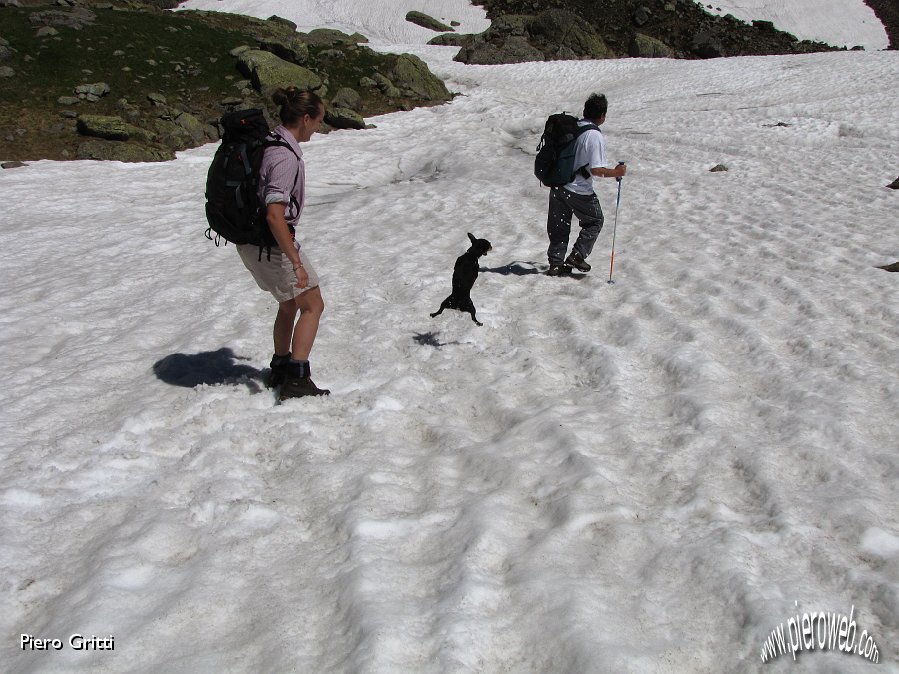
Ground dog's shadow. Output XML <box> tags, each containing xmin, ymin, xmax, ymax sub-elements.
<box><xmin>152</xmin><ymin>347</ymin><xmax>264</xmax><ymax>392</ymax></box>
<box><xmin>413</xmin><ymin>331</ymin><xmax>460</xmax><ymax>348</ymax></box>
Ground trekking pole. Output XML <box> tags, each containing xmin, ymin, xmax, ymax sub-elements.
<box><xmin>607</xmin><ymin>162</ymin><xmax>626</xmax><ymax>284</ymax></box>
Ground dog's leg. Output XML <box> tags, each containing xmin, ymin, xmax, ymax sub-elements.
<box><xmin>430</xmin><ymin>297</ymin><xmax>450</xmax><ymax>318</ymax></box>
<box><xmin>462</xmin><ymin>299</ymin><xmax>482</xmax><ymax>326</ymax></box>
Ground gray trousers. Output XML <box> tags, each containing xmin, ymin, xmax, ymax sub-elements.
<box><xmin>546</xmin><ymin>186</ymin><xmax>605</xmax><ymax>265</ymax></box>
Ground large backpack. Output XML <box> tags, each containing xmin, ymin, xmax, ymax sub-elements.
<box><xmin>204</xmin><ymin>108</ymin><xmax>297</xmax><ymax>247</ymax></box>
<box><xmin>534</xmin><ymin>113</ymin><xmax>598</xmax><ymax>187</ymax></box>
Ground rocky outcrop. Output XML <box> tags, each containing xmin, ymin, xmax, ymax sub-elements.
<box><xmin>458</xmin><ymin>0</ymin><xmax>839</xmax><ymax>63</ymax></box>
<box><xmin>449</xmin><ymin>10</ymin><xmax>612</xmax><ymax>64</ymax></box>
<box><xmin>1</xmin><ymin>1</ymin><xmax>453</xmax><ymax>162</ymax></box>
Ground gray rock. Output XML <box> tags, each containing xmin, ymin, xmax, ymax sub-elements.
<box><xmin>36</xmin><ymin>26</ymin><xmax>60</xmax><ymax>38</ymax></box>
<box><xmin>427</xmin><ymin>33</ymin><xmax>468</xmax><ymax>47</ymax></box>
<box><xmin>629</xmin><ymin>33</ymin><xmax>676</xmax><ymax>58</ymax></box>
<box><xmin>325</xmin><ymin>107</ymin><xmax>365</xmax><ymax>130</ymax></box>
<box><xmin>76</xmin><ymin>139</ymin><xmax>173</xmax><ymax>162</ymax></box>
<box><xmin>0</xmin><ymin>66</ymin><xmax>14</xmax><ymax>78</ymax></box>
<box><xmin>2</xmin><ymin>161</ymin><xmax>27</xmax><ymax>169</ymax></box>
<box><xmin>76</xmin><ymin>114</ymin><xmax>153</xmax><ymax>142</ymax></box>
<box><xmin>0</xmin><ymin>45</ymin><xmax>15</xmax><ymax>61</ymax></box>
<box><xmin>175</xmin><ymin>111</ymin><xmax>206</xmax><ymax>144</ymax></box>
<box><xmin>710</xmin><ymin>164</ymin><xmax>728</xmax><ymax>172</ymax></box>
<box><xmin>147</xmin><ymin>92</ymin><xmax>167</xmax><ymax>105</ymax></box>
<box><xmin>887</xmin><ymin>176</ymin><xmax>899</xmax><ymax>189</ymax></box>
<box><xmin>405</xmin><ymin>11</ymin><xmax>454</xmax><ymax>33</ymax></box>
<box><xmin>267</xmin><ymin>15</ymin><xmax>297</xmax><ymax>31</ymax></box>
<box><xmin>236</xmin><ymin>49</ymin><xmax>322</xmax><ymax>98</ymax></box>
<box><xmin>258</xmin><ymin>34</ymin><xmax>309</xmax><ymax>65</ymax></box>
<box><xmin>387</xmin><ymin>54</ymin><xmax>451</xmax><ymax>101</ymax></box>
<box><xmin>330</xmin><ymin>87</ymin><xmax>361</xmax><ymax>111</ymax></box>
<box><xmin>75</xmin><ymin>82</ymin><xmax>110</xmax><ymax>99</ymax></box>
<box><xmin>372</xmin><ymin>73</ymin><xmax>402</xmax><ymax>98</ymax></box>
<box><xmin>57</xmin><ymin>95</ymin><xmax>80</xmax><ymax>105</ymax></box>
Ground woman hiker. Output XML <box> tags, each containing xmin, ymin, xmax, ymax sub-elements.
<box><xmin>237</xmin><ymin>87</ymin><xmax>329</xmax><ymax>399</ymax></box>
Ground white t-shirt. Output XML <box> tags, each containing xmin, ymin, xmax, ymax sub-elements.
<box><xmin>564</xmin><ymin>121</ymin><xmax>606</xmax><ymax>195</ymax></box>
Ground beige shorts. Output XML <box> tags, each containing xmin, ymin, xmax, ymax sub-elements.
<box><xmin>237</xmin><ymin>240</ymin><xmax>320</xmax><ymax>303</ymax></box>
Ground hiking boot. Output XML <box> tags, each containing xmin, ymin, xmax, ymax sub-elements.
<box><xmin>279</xmin><ymin>361</ymin><xmax>330</xmax><ymax>400</ymax></box>
<box><xmin>564</xmin><ymin>250</ymin><xmax>591</xmax><ymax>272</ymax></box>
<box><xmin>547</xmin><ymin>264</ymin><xmax>571</xmax><ymax>277</ymax></box>
<box><xmin>266</xmin><ymin>355</ymin><xmax>291</xmax><ymax>389</ymax></box>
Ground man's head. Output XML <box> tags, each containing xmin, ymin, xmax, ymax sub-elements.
<box><xmin>584</xmin><ymin>93</ymin><xmax>608</xmax><ymax>123</ymax></box>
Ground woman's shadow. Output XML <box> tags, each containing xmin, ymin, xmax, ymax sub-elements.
<box><xmin>152</xmin><ymin>347</ymin><xmax>264</xmax><ymax>393</ymax></box>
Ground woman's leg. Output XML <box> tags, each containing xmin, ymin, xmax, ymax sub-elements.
<box><xmin>287</xmin><ymin>286</ymin><xmax>325</xmax><ymax>361</ymax></box>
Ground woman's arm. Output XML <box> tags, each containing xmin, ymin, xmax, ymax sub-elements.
<box><xmin>266</xmin><ymin>202</ymin><xmax>308</xmax><ymax>288</ymax></box>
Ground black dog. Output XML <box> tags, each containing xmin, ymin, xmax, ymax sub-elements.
<box><xmin>430</xmin><ymin>233</ymin><xmax>492</xmax><ymax>326</ymax></box>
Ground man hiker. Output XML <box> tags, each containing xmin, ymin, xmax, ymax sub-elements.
<box><xmin>545</xmin><ymin>93</ymin><xmax>627</xmax><ymax>276</ymax></box>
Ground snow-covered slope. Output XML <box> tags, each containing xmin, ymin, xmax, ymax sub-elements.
<box><xmin>700</xmin><ymin>0</ymin><xmax>888</xmax><ymax>50</ymax></box>
<box><xmin>176</xmin><ymin>0</ymin><xmax>490</xmax><ymax>46</ymax></box>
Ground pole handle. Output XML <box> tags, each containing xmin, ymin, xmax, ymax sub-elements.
<box><xmin>616</xmin><ymin>160</ymin><xmax>626</xmax><ymax>183</ymax></box>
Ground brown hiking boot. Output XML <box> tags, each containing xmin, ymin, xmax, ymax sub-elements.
<box><xmin>564</xmin><ymin>250</ymin><xmax>591</xmax><ymax>272</ymax></box>
<box><xmin>279</xmin><ymin>361</ymin><xmax>330</xmax><ymax>400</ymax></box>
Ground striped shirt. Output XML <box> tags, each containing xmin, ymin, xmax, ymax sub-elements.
<box><xmin>257</xmin><ymin>125</ymin><xmax>305</xmax><ymax>230</ymax></box>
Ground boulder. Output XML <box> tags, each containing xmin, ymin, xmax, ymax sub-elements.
<box><xmin>76</xmin><ymin>114</ymin><xmax>153</xmax><ymax>142</ymax></box>
<box><xmin>236</xmin><ymin>49</ymin><xmax>322</xmax><ymax>97</ymax></box>
<box><xmin>427</xmin><ymin>33</ymin><xmax>468</xmax><ymax>47</ymax></box>
<box><xmin>372</xmin><ymin>73</ymin><xmax>402</xmax><ymax>98</ymax></box>
<box><xmin>175</xmin><ymin>111</ymin><xmax>206</xmax><ymax>144</ymax></box>
<box><xmin>629</xmin><ymin>33</ymin><xmax>676</xmax><ymax>58</ymax></box>
<box><xmin>405</xmin><ymin>11</ymin><xmax>454</xmax><ymax>32</ymax></box>
<box><xmin>257</xmin><ymin>34</ymin><xmax>309</xmax><ymax>65</ymax></box>
<box><xmin>75</xmin><ymin>82</ymin><xmax>110</xmax><ymax>101</ymax></box>
<box><xmin>0</xmin><ymin>66</ymin><xmax>14</xmax><ymax>78</ymax></box>
<box><xmin>266</xmin><ymin>15</ymin><xmax>297</xmax><ymax>31</ymax></box>
<box><xmin>76</xmin><ymin>139</ymin><xmax>173</xmax><ymax>162</ymax></box>
<box><xmin>387</xmin><ymin>54</ymin><xmax>450</xmax><ymax>101</ymax></box>
<box><xmin>325</xmin><ymin>107</ymin><xmax>365</xmax><ymax>130</ymax></box>
<box><xmin>330</xmin><ymin>87</ymin><xmax>361</xmax><ymax>111</ymax></box>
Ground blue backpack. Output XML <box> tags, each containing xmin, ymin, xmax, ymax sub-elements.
<box><xmin>534</xmin><ymin>113</ymin><xmax>598</xmax><ymax>187</ymax></box>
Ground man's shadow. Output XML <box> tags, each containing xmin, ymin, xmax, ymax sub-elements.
<box><xmin>152</xmin><ymin>347</ymin><xmax>264</xmax><ymax>392</ymax></box>
<box><xmin>481</xmin><ymin>260</ymin><xmax>588</xmax><ymax>280</ymax></box>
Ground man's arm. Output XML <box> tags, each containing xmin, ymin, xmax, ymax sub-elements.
<box><xmin>591</xmin><ymin>164</ymin><xmax>627</xmax><ymax>179</ymax></box>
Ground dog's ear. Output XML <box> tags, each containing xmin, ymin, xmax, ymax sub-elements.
<box><xmin>467</xmin><ymin>232</ymin><xmax>477</xmax><ymax>245</ymax></box>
